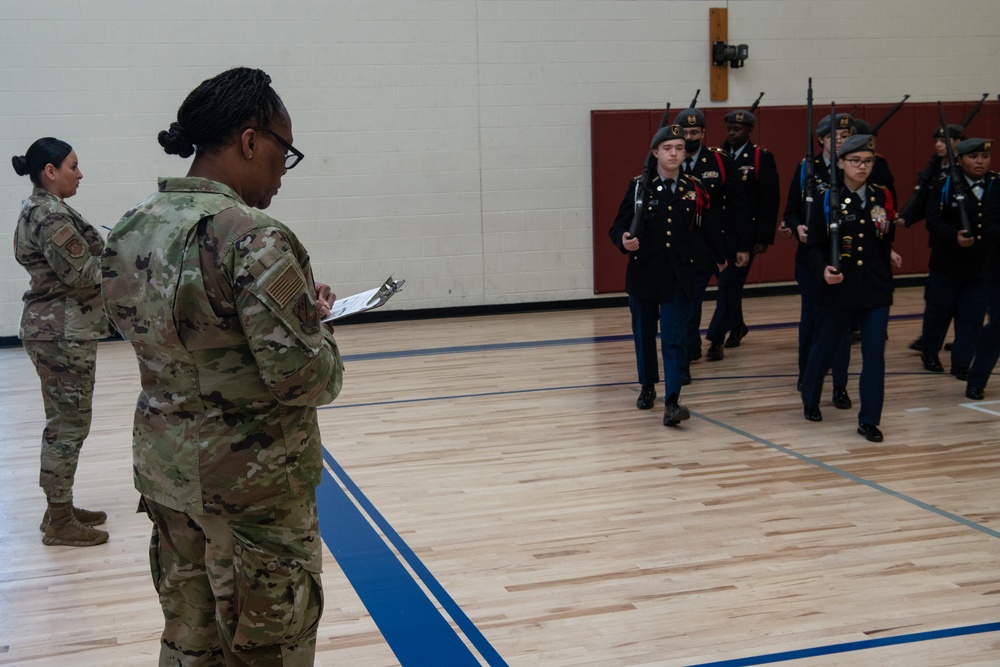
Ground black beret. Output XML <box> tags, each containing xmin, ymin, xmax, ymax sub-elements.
<box><xmin>838</xmin><ymin>133</ymin><xmax>876</xmax><ymax>156</ymax></box>
<box><xmin>956</xmin><ymin>138</ymin><xmax>993</xmax><ymax>155</ymax></box>
<box><xmin>650</xmin><ymin>125</ymin><xmax>685</xmax><ymax>149</ymax></box>
<box><xmin>724</xmin><ymin>110</ymin><xmax>755</xmax><ymax>126</ymax></box>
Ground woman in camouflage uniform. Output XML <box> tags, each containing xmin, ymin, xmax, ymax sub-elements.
<box><xmin>102</xmin><ymin>68</ymin><xmax>344</xmax><ymax>666</ymax></box>
<box><xmin>12</xmin><ymin>138</ymin><xmax>110</xmax><ymax>547</ymax></box>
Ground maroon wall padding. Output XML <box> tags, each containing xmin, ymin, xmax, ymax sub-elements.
<box><xmin>592</xmin><ymin>100</ymin><xmax>1000</xmax><ymax>294</ymax></box>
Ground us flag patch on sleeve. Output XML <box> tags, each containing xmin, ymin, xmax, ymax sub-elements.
<box><xmin>265</xmin><ymin>264</ymin><xmax>304</xmax><ymax>308</ymax></box>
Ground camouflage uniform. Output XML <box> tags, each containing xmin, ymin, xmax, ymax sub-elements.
<box><xmin>102</xmin><ymin>177</ymin><xmax>344</xmax><ymax>666</ymax></box>
<box><xmin>15</xmin><ymin>187</ymin><xmax>109</xmax><ymax>504</ymax></box>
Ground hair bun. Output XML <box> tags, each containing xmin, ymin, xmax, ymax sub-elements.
<box><xmin>157</xmin><ymin>121</ymin><xmax>195</xmax><ymax>158</ymax></box>
<box><xmin>11</xmin><ymin>155</ymin><xmax>30</xmax><ymax>176</ymax></box>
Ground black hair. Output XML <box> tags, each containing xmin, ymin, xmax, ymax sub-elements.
<box><xmin>158</xmin><ymin>67</ymin><xmax>288</xmax><ymax>158</ymax></box>
<box><xmin>11</xmin><ymin>137</ymin><xmax>73</xmax><ymax>186</ymax></box>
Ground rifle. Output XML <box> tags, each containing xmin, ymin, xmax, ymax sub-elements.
<box><xmin>960</xmin><ymin>93</ymin><xmax>989</xmax><ymax>130</ymax></box>
<box><xmin>627</xmin><ymin>102</ymin><xmax>672</xmax><ymax>237</ymax></box>
<box><xmin>828</xmin><ymin>101</ymin><xmax>842</xmax><ymax>273</ymax></box>
<box><xmin>870</xmin><ymin>94</ymin><xmax>910</xmax><ymax>135</ymax></box>
<box><xmin>689</xmin><ymin>89</ymin><xmax>700</xmax><ymax>109</ymax></box>
<box><xmin>938</xmin><ymin>101</ymin><xmax>972</xmax><ymax>234</ymax></box>
<box><xmin>749</xmin><ymin>91</ymin><xmax>764</xmax><ymax>113</ymax></box>
<box><xmin>799</xmin><ymin>79</ymin><xmax>815</xmax><ymax>237</ymax></box>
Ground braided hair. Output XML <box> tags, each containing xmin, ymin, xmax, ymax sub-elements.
<box><xmin>11</xmin><ymin>137</ymin><xmax>73</xmax><ymax>186</ymax></box>
<box><xmin>158</xmin><ymin>67</ymin><xmax>287</xmax><ymax>158</ymax></box>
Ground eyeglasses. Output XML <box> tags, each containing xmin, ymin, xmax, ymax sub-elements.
<box><xmin>844</xmin><ymin>157</ymin><xmax>875</xmax><ymax>168</ymax></box>
<box><xmin>248</xmin><ymin>127</ymin><xmax>304</xmax><ymax>170</ymax></box>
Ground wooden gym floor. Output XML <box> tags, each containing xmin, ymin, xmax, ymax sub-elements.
<box><xmin>0</xmin><ymin>285</ymin><xmax>997</xmax><ymax>666</ymax></box>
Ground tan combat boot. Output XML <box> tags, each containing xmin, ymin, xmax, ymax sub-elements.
<box><xmin>42</xmin><ymin>503</ymin><xmax>109</xmax><ymax>547</ymax></box>
<box><xmin>39</xmin><ymin>506</ymin><xmax>107</xmax><ymax>532</ymax></box>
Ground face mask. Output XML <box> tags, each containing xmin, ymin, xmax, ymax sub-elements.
<box><xmin>684</xmin><ymin>138</ymin><xmax>702</xmax><ymax>153</ymax></box>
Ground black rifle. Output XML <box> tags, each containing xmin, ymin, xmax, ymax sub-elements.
<box><xmin>828</xmin><ymin>101</ymin><xmax>841</xmax><ymax>273</ymax></box>
<box><xmin>749</xmin><ymin>91</ymin><xmax>764</xmax><ymax>113</ymax></box>
<box><xmin>797</xmin><ymin>79</ymin><xmax>815</xmax><ymax>237</ymax></box>
<box><xmin>870</xmin><ymin>94</ymin><xmax>910</xmax><ymax>135</ymax></box>
<box><xmin>689</xmin><ymin>89</ymin><xmax>700</xmax><ymax>109</ymax></box>
<box><xmin>627</xmin><ymin>103</ymin><xmax>672</xmax><ymax>237</ymax></box>
<box><xmin>938</xmin><ymin>101</ymin><xmax>972</xmax><ymax>234</ymax></box>
<box><xmin>960</xmin><ymin>93</ymin><xmax>989</xmax><ymax>129</ymax></box>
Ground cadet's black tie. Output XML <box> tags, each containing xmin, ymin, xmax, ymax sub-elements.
<box><xmin>683</xmin><ymin>158</ymin><xmax>693</xmax><ymax>174</ymax></box>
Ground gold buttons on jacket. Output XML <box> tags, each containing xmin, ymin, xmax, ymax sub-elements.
<box><xmin>857</xmin><ymin>260</ymin><xmax>864</xmax><ymax>266</ymax></box>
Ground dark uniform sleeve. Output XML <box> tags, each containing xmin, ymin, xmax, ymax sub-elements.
<box><xmin>719</xmin><ymin>152</ymin><xmax>753</xmax><ymax>253</ymax></box>
<box><xmin>898</xmin><ymin>155</ymin><xmax>942</xmax><ymax>227</ymax></box>
<box><xmin>783</xmin><ymin>160</ymin><xmax>805</xmax><ymax>231</ymax></box>
<box><xmin>755</xmin><ymin>149</ymin><xmax>781</xmax><ymax>246</ymax></box>
<box><xmin>926</xmin><ymin>174</ymin><xmax>960</xmax><ymax>249</ymax></box>
<box><xmin>609</xmin><ymin>179</ymin><xmax>639</xmax><ymax>253</ymax></box>
<box><xmin>804</xmin><ymin>187</ymin><xmax>831</xmax><ymax>279</ymax></box>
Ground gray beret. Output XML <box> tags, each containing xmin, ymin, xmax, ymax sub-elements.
<box><xmin>674</xmin><ymin>108</ymin><xmax>705</xmax><ymax>128</ymax></box>
<box><xmin>816</xmin><ymin>113</ymin><xmax>854</xmax><ymax>137</ymax></box>
<box><xmin>650</xmin><ymin>125</ymin><xmax>685</xmax><ymax>149</ymax></box>
<box><xmin>724</xmin><ymin>110</ymin><xmax>755</xmax><ymax>126</ymax></box>
<box><xmin>838</xmin><ymin>133</ymin><xmax>876</xmax><ymax>157</ymax></box>
<box><xmin>933</xmin><ymin>124</ymin><xmax>965</xmax><ymax>140</ymax></box>
<box><xmin>956</xmin><ymin>138</ymin><xmax>993</xmax><ymax>155</ymax></box>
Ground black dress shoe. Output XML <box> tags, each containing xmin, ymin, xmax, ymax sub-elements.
<box><xmin>921</xmin><ymin>354</ymin><xmax>944</xmax><ymax>373</ymax></box>
<box><xmin>663</xmin><ymin>402</ymin><xmax>691</xmax><ymax>426</ymax></box>
<box><xmin>908</xmin><ymin>336</ymin><xmax>922</xmax><ymax>352</ymax></box>
<box><xmin>944</xmin><ymin>342</ymin><xmax>953</xmax><ymax>351</ymax></box>
<box><xmin>706</xmin><ymin>343</ymin><xmax>725</xmax><ymax>362</ymax></box>
<box><xmin>636</xmin><ymin>384</ymin><xmax>656</xmax><ymax>410</ymax></box>
<box><xmin>724</xmin><ymin>323</ymin><xmax>749</xmax><ymax>348</ymax></box>
<box><xmin>803</xmin><ymin>406</ymin><xmax>822</xmax><ymax>422</ymax></box>
<box><xmin>832</xmin><ymin>387</ymin><xmax>852</xmax><ymax>410</ymax></box>
<box><xmin>950</xmin><ymin>366</ymin><xmax>969</xmax><ymax>381</ymax></box>
<box><xmin>857</xmin><ymin>423</ymin><xmax>883</xmax><ymax>442</ymax></box>
<box><xmin>966</xmin><ymin>386</ymin><xmax>984</xmax><ymax>400</ymax></box>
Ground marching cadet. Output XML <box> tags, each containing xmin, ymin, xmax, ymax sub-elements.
<box><xmin>966</xmin><ymin>169</ymin><xmax>1000</xmax><ymax>400</ymax></box>
<box><xmin>102</xmin><ymin>67</ymin><xmax>344</xmax><ymax>665</ymax></box>
<box><xmin>671</xmin><ymin>108</ymin><xmax>752</xmax><ymax>366</ymax></box>
<box><xmin>713</xmin><ymin>108</ymin><xmax>781</xmax><ymax>350</ymax></box>
<box><xmin>781</xmin><ymin>113</ymin><xmax>855</xmax><ymax>409</ymax></box>
<box><xmin>921</xmin><ymin>138</ymin><xmax>995</xmax><ymax>381</ymax></box>
<box><xmin>800</xmin><ymin>134</ymin><xmax>902</xmax><ymax>442</ymax></box>
<box><xmin>610</xmin><ymin>125</ymin><xmax>727</xmax><ymax>426</ymax></box>
<box><xmin>11</xmin><ymin>137</ymin><xmax>110</xmax><ymax>547</ymax></box>
<box><xmin>898</xmin><ymin>124</ymin><xmax>965</xmax><ymax>354</ymax></box>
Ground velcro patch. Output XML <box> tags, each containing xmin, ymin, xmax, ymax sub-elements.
<box><xmin>266</xmin><ymin>264</ymin><xmax>305</xmax><ymax>308</ymax></box>
<box><xmin>52</xmin><ymin>224</ymin><xmax>75</xmax><ymax>247</ymax></box>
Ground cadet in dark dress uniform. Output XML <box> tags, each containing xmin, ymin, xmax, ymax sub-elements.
<box><xmin>781</xmin><ymin>113</ymin><xmax>854</xmax><ymax>408</ymax></box>
<box><xmin>671</xmin><ymin>108</ymin><xmax>752</xmax><ymax>366</ymax></box>
<box><xmin>921</xmin><ymin>138</ymin><xmax>995</xmax><ymax>380</ymax></box>
<box><xmin>610</xmin><ymin>125</ymin><xmax>727</xmax><ymax>426</ymax></box>
<box><xmin>713</xmin><ymin>108</ymin><xmax>780</xmax><ymax>350</ymax></box>
<box><xmin>800</xmin><ymin>134</ymin><xmax>900</xmax><ymax>442</ymax></box>
<box><xmin>898</xmin><ymin>124</ymin><xmax>965</xmax><ymax>354</ymax></box>
<box><xmin>966</xmin><ymin>165</ymin><xmax>1000</xmax><ymax>399</ymax></box>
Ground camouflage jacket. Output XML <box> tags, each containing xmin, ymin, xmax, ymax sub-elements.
<box><xmin>14</xmin><ymin>187</ymin><xmax>109</xmax><ymax>340</ymax></box>
<box><xmin>102</xmin><ymin>177</ymin><xmax>344</xmax><ymax>515</ymax></box>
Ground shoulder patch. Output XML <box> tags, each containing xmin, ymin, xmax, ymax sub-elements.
<box><xmin>52</xmin><ymin>224</ymin><xmax>75</xmax><ymax>247</ymax></box>
<box><xmin>265</xmin><ymin>264</ymin><xmax>305</xmax><ymax>308</ymax></box>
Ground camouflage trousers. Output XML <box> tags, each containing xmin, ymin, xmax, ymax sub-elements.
<box><xmin>140</xmin><ymin>494</ymin><xmax>324</xmax><ymax>667</ymax></box>
<box><xmin>23</xmin><ymin>339</ymin><xmax>97</xmax><ymax>504</ymax></box>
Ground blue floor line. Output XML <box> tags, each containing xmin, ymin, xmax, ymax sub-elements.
<box><xmin>684</xmin><ymin>622</ymin><xmax>1000</xmax><ymax>667</ymax></box>
<box><xmin>316</xmin><ymin>464</ymin><xmax>481</xmax><ymax>666</ymax></box>
<box><xmin>321</xmin><ymin>448</ymin><xmax>509</xmax><ymax>667</ymax></box>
